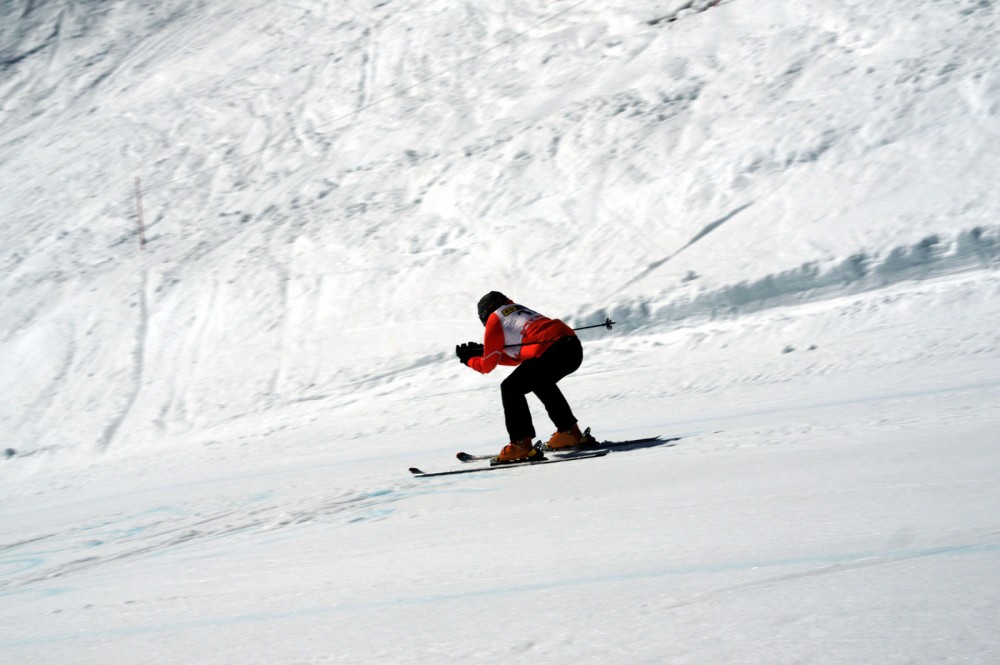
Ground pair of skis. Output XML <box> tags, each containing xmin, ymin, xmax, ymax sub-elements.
<box><xmin>409</xmin><ymin>430</ymin><xmax>670</xmax><ymax>478</ymax></box>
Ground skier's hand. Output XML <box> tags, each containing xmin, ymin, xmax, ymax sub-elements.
<box><xmin>456</xmin><ymin>341</ymin><xmax>484</xmax><ymax>365</ymax></box>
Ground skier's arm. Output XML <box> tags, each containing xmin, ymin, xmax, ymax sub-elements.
<box><xmin>467</xmin><ymin>314</ymin><xmax>518</xmax><ymax>373</ymax></box>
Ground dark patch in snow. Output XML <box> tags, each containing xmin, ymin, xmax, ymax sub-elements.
<box><xmin>0</xmin><ymin>22</ymin><xmax>59</xmax><ymax>71</ymax></box>
<box><xmin>622</xmin><ymin>203</ymin><xmax>753</xmax><ymax>288</ymax></box>
<box><xmin>648</xmin><ymin>0</ymin><xmax>723</xmax><ymax>26</ymax></box>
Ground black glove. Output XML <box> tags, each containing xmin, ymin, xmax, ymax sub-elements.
<box><xmin>456</xmin><ymin>341</ymin><xmax>484</xmax><ymax>365</ymax></box>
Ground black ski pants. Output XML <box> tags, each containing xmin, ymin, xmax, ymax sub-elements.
<box><xmin>501</xmin><ymin>336</ymin><xmax>582</xmax><ymax>441</ymax></box>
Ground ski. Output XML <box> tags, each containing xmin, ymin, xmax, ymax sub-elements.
<box><xmin>456</xmin><ymin>429</ymin><xmax>669</xmax><ymax>462</ymax></box>
<box><xmin>410</xmin><ymin>450</ymin><xmax>609</xmax><ymax>478</ymax></box>
<box><xmin>455</xmin><ymin>451</ymin><xmax>496</xmax><ymax>462</ymax></box>
<box><xmin>539</xmin><ymin>433</ymin><xmax>667</xmax><ymax>453</ymax></box>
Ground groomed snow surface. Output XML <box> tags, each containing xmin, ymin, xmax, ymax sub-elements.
<box><xmin>2</xmin><ymin>0</ymin><xmax>999</xmax><ymax>662</ymax></box>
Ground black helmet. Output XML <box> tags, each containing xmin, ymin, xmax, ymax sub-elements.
<box><xmin>477</xmin><ymin>291</ymin><xmax>510</xmax><ymax>325</ymax></box>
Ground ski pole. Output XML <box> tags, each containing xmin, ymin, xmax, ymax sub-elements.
<box><xmin>569</xmin><ymin>317</ymin><xmax>616</xmax><ymax>333</ymax></box>
<box><xmin>504</xmin><ymin>317</ymin><xmax>616</xmax><ymax>349</ymax></box>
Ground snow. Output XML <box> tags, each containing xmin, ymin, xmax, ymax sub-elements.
<box><xmin>2</xmin><ymin>0</ymin><xmax>1000</xmax><ymax>662</ymax></box>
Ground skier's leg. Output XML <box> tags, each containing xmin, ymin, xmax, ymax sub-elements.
<box><xmin>533</xmin><ymin>383</ymin><xmax>576</xmax><ymax>432</ymax></box>
<box><xmin>501</xmin><ymin>364</ymin><xmax>538</xmax><ymax>441</ymax></box>
<box><xmin>501</xmin><ymin>337</ymin><xmax>583</xmax><ymax>442</ymax></box>
<box><xmin>532</xmin><ymin>337</ymin><xmax>583</xmax><ymax>429</ymax></box>
<box><xmin>494</xmin><ymin>362</ymin><xmax>547</xmax><ymax>463</ymax></box>
<box><xmin>531</xmin><ymin>337</ymin><xmax>585</xmax><ymax>447</ymax></box>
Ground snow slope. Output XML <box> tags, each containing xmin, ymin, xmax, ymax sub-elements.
<box><xmin>1</xmin><ymin>0</ymin><xmax>999</xmax><ymax>662</ymax></box>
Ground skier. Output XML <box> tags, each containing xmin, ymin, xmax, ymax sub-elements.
<box><xmin>456</xmin><ymin>291</ymin><xmax>591</xmax><ymax>463</ymax></box>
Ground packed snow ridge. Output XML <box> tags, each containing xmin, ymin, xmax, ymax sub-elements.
<box><xmin>599</xmin><ymin>225</ymin><xmax>1000</xmax><ymax>329</ymax></box>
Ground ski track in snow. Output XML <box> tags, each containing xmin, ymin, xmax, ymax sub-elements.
<box><xmin>2</xmin><ymin>540</ymin><xmax>997</xmax><ymax>649</ymax></box>
<box><xmin>0</xmin><ymin>485</ymin><xmax>420</xmax><ymax>596</ymax></box>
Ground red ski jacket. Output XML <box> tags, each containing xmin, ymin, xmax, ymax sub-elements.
<box><xmin>467</xmin><ymin>303</ymin><xmax>575</xmax><ymax>374</ymax></box>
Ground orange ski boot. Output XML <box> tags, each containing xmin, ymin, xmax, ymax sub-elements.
<box><xmin>545</xmin><ymin>423</ymin><xmax>595</xmax><ymax>450</ymax></box>
<box><xmin>491</xmin><ymin>438</ymin><xmax>542</xmax><ymax>465</ymax></box>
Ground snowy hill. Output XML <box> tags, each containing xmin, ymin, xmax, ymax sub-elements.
<box><xmin>2</xmin><ymin>0</ymin><xmax>999</xmax><ymax>662</ymax></box>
